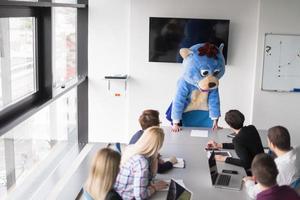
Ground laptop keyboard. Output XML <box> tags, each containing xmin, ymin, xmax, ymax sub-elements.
<box><xmin>217</xmin><ymin>174</ymin><xmax>231</xmax><ymax>186</ymax></box>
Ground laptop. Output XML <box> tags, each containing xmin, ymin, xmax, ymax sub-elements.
<box><xmin>208</xmin><ymin>151</ymin><xmax>242</xmax><ymax>190</ymax></box>
<box><xmin>166</xmin><ymin>179</ymin><xmax>192</xmax><ymax>200</ymax></box>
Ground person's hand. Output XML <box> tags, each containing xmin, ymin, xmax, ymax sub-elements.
<box><xmin>207</xmin><ymin>140</ymin><xmax>219</xmax><ymax>149</ymax></box>
<box><xmin>171</xmin><ymin>123</ymin><xmax>181</xmax><ymax>132</ymax></box>
<box><xmin>152</xmin><ymin>180</ymin><xmax>169</xmax><ymax>191</ymax></box>
<box><xmin>150</xmin><ymin>153</ymin><xmax>159</xmax><ymax>177</ymax></box>
<box><xmin>215</xmin><ymin>155</ymin><xmax>227</xmax><ymax>162</ymax></box>
<box><xmin>243</xmin><ymin>176</ymin><xmax>254</xmax><ymax>182</ymax></box>
<box><xmin>153</xmin><ymin>152</ymin><xmax>159</xmax><ymax>159</ymax></box>
<box><xmin>169</xmin><ymin>156</ymin><xmax>178</xmax><ymax>164</ymax></box>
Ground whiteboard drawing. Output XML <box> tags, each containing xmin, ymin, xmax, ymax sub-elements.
<box><xmin>262</xmin><ymin>34</ymin><xmax>300</xmax><ymax>92</ymax></box>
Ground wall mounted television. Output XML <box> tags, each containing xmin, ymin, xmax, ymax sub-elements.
<box><xmin>149</xmin><ymin>17</ymin><xmax>230</xmax><ymax>63</ymax></box>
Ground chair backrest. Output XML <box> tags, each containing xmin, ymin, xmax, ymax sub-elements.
<box><xmin>82</xmin><ymin>190</ymin><xmax>94</xmax><ymax>200</ymax></box>
<box><xmin>115</xmin><ymin>142</ymin><xmax>121</xmax><ymax>153</ymax></box>
<box><xmin>107</xmin><ymin>142</ymin><xmax>127</xmax><ymax>154</ymax></box>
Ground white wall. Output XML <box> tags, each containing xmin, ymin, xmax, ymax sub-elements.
<box><xmin>88</xmin><ymin>0</ymin><xmax>130</xmax><ymax>142</ymax></box>
<box><xmin>127</xmin><ymin>0</ymin><xmax>260</xmax><ymax>134</ymax></box>
<box><xmin>252</xmin><ymin>0</ymin><xmax>300</xmax><ymax>145</ymax></box>
<box><xmin>89</xmin><ymin>0</ymin><xmax>260</xmax><ymax>142</ymax></box>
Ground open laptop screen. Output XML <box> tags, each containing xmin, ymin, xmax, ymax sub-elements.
<box><xmin>166</xmin><ymin>179</ymin><xmax>192</xmax><ymax>200</ymax></box>
<box><xmin>208</xmin><ymin>151</ymin><xmax>218</xmax><ymax>185</ymax></box>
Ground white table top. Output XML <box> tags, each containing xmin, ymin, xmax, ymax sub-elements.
<box><xmin>151</xmin><ymin>126</ymin><xmax>267</xmax><ymax>200</ymax></box>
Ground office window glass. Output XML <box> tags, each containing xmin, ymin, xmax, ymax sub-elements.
<box><xmin>53</xmin><ymin>0</ymin><xmax>77</xmax><ymax>3</ymax></box>
<box><xmin>52</xmin><ymin>8</ymin><xmax>77</xmax><ymax>92</ymax></box>
<box><xmin>9</xmin><ymin>0</ymin><xmax>38</xmax><ymax>1</ymax></box>
<box><xmin>0</xmin><ymin>17</ymin><xmax>36</xmax><ymax>110</ymax></box>
<box><xmin>0</xmin><ymin>139</ymin><xmax>6</xmax><ymax>199</ymax></box>
<box><xmin>0</xmin><ymin>88</ymin><xmax>77</xmax><ymax>196</ymax></box>
<box><xmin>13</xmin><ymin>88</ymin><xmax>77</xmax><ymax>182</ymax></box>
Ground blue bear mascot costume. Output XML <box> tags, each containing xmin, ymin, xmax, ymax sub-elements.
<box><xmin>166</xmin><ymin>43</ymin><xmax>225</xmax><ymax>131</ymax></box>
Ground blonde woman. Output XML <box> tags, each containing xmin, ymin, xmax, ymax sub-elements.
<box><xmin>114</xmin><ymin>126</ymin><xmax>168</xmax><ymax>200</ymax></box>
<box><xmin>84</xmin><ymin>148</ymin><xmax>122</xmax><ymax>200</ymax></box>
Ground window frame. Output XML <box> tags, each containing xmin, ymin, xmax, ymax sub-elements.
<box><xmin>0</xmin><ymin>1</ymin><xmax>89</xmax><ymax>145</ymax></box>
<box><xmin>0</xmin><ymin>7</ymin><xmax>46</xmax><ymax>130</ymax></box>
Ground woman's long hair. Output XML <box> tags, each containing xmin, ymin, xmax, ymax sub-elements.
<box><xmin>121</xmin><ymin>126</ymin><xmax>165</xmax><ymax>167</ymax></box>
<box><xmin>85</xmin><ymin>148</ymin><xmax>121</xmax><ymax>200</ymax></box>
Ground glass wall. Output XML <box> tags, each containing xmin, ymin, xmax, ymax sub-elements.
<box><xmin>0</xmin><ymin>17</ymin><xmax>36</xmax><ymax>110</ymax></box>
<box><xmin>53</xmin><ymin>0</ymin><xmax>77</xmax><ymax>3</ymax></box>
<box><xmin>0</xmin><ymin>88</ymin><xmax>77</xmax><ymax>199</ymax></box>
<box><xmin>0</xmin><ymin>0</ymin><xmax>88</xmax><ymax>197</ymax></box>
<box><xmin>52</xmin><ymin>7</ymin><xmax>77</xmax><ymax>94</ymax></box>
<box><xmin>0</xmin><ymin>139</ymin><xmax>6</xmax><ymax>197</ymax></box>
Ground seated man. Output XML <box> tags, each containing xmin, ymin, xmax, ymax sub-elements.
<box><xmin>251</xmin><ymin>153</ymin><xmax>300</xmax><ymax>200</ymax></box>
<box><xmin>129</xmin><ymin>109</ymin><xmax>177</xmax><ymax>173</ymax></box>
<box><xmin>243</xmin><ymin>126</ymin><xmax>300</xmax><ymax>199</ymax></box>
<box><xmin>207</xmin><ymin>110</ymin><xmax>264</xmax><ymax>175</ymax></box>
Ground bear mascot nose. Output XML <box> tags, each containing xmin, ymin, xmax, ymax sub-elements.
<box><xmin>208</xmin><ymin>82</ymin><xmax>216</xmax><ymax>88</ymax></box>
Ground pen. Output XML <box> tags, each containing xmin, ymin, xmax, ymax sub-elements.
<box><xmin>292</xmin><ymin>88</ymin><xmax>300</xmax><ymax>92</ymax></box>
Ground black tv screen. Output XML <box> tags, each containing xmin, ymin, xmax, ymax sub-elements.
<box><xmin>149</xmin><ymin>17</ymin><xmax>230</xmax><ymax>63</ymax></box>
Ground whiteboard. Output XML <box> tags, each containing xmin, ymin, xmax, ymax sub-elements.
<box><xmin>262</xmin><ymin>33</ymin><xmax>300</xmax><ymax>92</ymax></box>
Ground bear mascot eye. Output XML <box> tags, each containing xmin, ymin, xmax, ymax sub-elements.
<box><xmin>200</xmin><ymin>70</ymin><xmax>209</xmax><ymax>77</ymax></box>
<box><xmin>213</xmin><ymin>69</ymin><xmax>220</xmax><ymax>76</ymax></box>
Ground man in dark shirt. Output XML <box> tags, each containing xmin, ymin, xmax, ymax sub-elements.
<box><xmin>252</xmin><ymin>153</ymin><xmax>300</xmax><ymax>200</ymax></box>
<box><xmin>207</xmin><ymin>110</ymin><xmax>264</xmax><ymax>174</ymax></box>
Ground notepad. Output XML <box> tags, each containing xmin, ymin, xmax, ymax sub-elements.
<box><xmin>163</xmin><ymin>157</ymin><xmax>185</xmax><ymax>168</ymax></box>
<box><xmin>190</xmin><ymin>130</ymin><xmax>208</xmax><ymax>137</ymax></box>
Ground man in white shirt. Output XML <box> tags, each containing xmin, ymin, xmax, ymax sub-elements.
<box><xmin>243</xmin><ymin>126</ymin><xmax>300</xmax><ymax>199</ymax></box>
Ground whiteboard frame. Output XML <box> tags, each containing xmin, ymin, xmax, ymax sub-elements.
<box><xmin>261</xmin><ymin>33</ymin><xmax>300</xmax><ymax>92</ymax></box>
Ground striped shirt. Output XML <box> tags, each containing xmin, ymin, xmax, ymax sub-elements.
<box><xmin>115</xmin><ymin>154</ymin><xmax>151</xmax><ymax>200</ymax></box>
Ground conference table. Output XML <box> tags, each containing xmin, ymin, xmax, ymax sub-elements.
<box><xmin>151</xmin><ymin>126</ymin><xmax>268</xmax><ymax>200</ymax></box>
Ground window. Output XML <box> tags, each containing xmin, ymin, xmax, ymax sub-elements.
<box><xmin>53</xmin><ymin>0</ymin><xmax>77</xmax><ymax>3</ymax></box>
<box><xmin>0</xmin><ymin>88</ymin><xmax>77</xmax><ymax>198</ymax></box>
<box><xmin>10</xmin><ymin>0</ymin><xmax>38</xmax><ymax>1</ymax></box>
<box><xmin>0</xmin><ymin>17</ymin><xmax>36</xmax><ymax>110</ymax></box>
<box><xmin>52</xmin><ymin>8</ymin><xmax>77</xmax><ymax>94</ymax></box>
<box><xmin>0</xmin><ymin>1</ymin><xmax>88</xmax><ymax>197</ymax></box>
<box><xmin>0</xmin><ymin>139</ymin><xmax>6</xmax><ymax>199</ymax></box>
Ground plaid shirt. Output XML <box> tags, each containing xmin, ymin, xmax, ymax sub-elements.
<box><xmin>115</xmin><ymin>154</ymin><xmax>151</xmax><ymax>200</ymax></box>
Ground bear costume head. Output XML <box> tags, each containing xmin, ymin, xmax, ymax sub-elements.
<box><xmin>180</xmin><ymin>42</ymin><xmax>225</xmax><ymax>91</ymax></box>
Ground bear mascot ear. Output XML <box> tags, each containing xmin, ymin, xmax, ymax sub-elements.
<box><xmin>179</xmin><ymin>48</ymin><xmax>193</xmax><ymax>59</ymax></box>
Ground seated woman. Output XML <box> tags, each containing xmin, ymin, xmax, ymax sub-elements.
<box><xmin>84</xmin><ymin>148</ymin><xmax>122</xmax><ymax>200</ymax></box>
<box><xmin>115</xmin><ymin>126</ymin><xmax>169</xmax><ymax>199</ymax></box>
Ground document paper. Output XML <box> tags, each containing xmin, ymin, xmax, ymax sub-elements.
<box><xmin>190</xmin><ymin>130</ymin><xmax>208</xmax><ymax>137</ymax></box>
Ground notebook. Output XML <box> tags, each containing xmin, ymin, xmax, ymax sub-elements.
<box><xmin>163</xmin><ymin>158</ymin><xmax>185</xmax><ymax>168</ymax></box>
